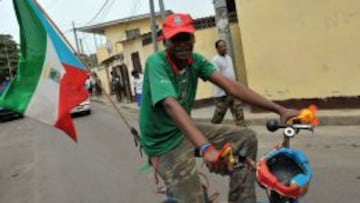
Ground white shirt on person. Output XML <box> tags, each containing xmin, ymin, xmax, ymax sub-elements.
<box><xmin>211</xmin><ymin>54</ymin><xmax>236</xmax><ymax>97</ymax></box>
<box><xmin>85</xmin><ymin>78</ymin><xmax>91</xmax><ymax>89</ymax></box>
<box><xmin>132</xmin><ymin>74</ymin><xmax>144</xmax><ymax>94</ymax></box>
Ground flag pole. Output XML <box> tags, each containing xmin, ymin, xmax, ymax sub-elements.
<box><xmin>33</xmin><ymin>0</ymin><xmax>142</xmax><ymax>152</ymax></box>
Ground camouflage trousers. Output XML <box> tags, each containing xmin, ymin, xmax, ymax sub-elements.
<box><xmin>211</xmin><ymin>95</ymin><xmax>246</xmax><ymax>127</ymax></box>
<box><xmin>154</xmin><ymin>123</ymin><xmax>258</xmax><ymax>203</ymax></box>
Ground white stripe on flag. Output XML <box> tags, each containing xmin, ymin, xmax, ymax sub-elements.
<box><xmin>25</xmin><ymin>35</ymin><xmax>65</xmax><ymax>125</ymax></box>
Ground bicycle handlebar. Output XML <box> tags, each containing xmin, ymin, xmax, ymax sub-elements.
<box><xmin>267</xmin><ymin>104</ymin><xmax>319</xmax><ymax>137</ymax></box>
<box><xmin>266</xmin><ymin>119</ymin><xmax>314</xmax><ymax>138</ymax></box>
<box><xmin>266</xmin><ymin>119</ymin><xmax>314</xmax><ymax>132</ymax></box>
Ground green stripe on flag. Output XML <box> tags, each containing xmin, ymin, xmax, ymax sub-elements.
<box><xmin>0</xmin><ymin>0</ymin><xmax>47</xmax><ymax>114</ymax></box>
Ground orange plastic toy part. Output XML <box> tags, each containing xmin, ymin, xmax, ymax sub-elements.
<box><xmin>219</xmin><ymin>143</ymin><xmax>236</xmax><ymax>165</ymax></box>
<box><xmin>295</xmin><ymin>104</ymin><xmax>319</xmax><ymax>126</ymax></box>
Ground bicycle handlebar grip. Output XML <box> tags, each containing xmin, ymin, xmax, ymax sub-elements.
<box><xmin>293</xmin><ymin>104</ymin><xmax>319</xmax><ymax>126</ymax></box>
<box><xmin>266</xmin><ymin>120</ymin><xmax>281</xmax><ymax>132</ymax></box>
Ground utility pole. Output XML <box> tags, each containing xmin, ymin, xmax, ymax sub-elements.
<box><xmin>149</xmin><ymin>0</ymin><xmax>158</xmax><ymax>51</ymax></box>
<box><xmin>159</xmin><ymin>0</ymin><xmax>166</xmax><ymax>21</ymax></box>
<box><xmin>213</xmin><ymin>0</ymin><xmax>235</xmax><ymax>61</ymax></box>
<box><xmin>72</xmin><ymin>21</ymin><xmax>81</xmax><ymax>54</ymax></box>
<box><xmin>79</xmin><ymin>38</ymin><xmax>84</xmax><ymax>55</ymax></box>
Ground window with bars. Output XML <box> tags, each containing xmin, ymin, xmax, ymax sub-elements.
<box><xmin>126</xmin><ymin>28</ymin><xmax>140</xmax><ymax>40</ymax></box>
<box><xmin>142</xmin><ymin>33</ymin><xmax>152</xmax><ymax>46</ymax></box>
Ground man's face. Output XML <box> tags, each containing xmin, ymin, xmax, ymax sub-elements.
<box><xmin>217</xmin><ymin>41</ymin><xmax>227</xmax><ymax>56</ymax></box>
<box><xmin>167</xmin><ymin>33</ymin><xmax>194</xmax><ymax>61</ymax></box>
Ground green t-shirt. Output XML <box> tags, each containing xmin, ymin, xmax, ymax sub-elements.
<box><xmin>139</xmin><ymin>50</ymin><xmax>216</xmax><ymax>157</ymax></box>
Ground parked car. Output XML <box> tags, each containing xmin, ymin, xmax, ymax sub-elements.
<box><xmin>71</xmin><ymin>98</ymin><xmax>91</xmax><ymax>116</ymax></box>
<box><xmin>0</xmin><ymin>80</ymin><xmax>23</xmax><ymax>121</ymax></box>
<box><xmin>0</xmin><ymin>107</ymin><xmax>23</xmax><ymax>121</ymax></box>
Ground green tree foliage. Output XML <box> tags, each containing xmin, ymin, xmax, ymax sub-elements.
<box><xmin>0</xmin><ymin>34</ymin><xmax>19</xmax><ymax>79</ymax></box>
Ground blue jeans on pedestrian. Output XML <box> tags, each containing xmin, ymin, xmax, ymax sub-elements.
<box><xmin>136</xmin><ymin>93</ymin><xmax>142</xmax><ymax>107</ymax></box>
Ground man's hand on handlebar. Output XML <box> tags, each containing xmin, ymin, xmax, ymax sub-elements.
<box><xmin>201</xmin><ymin>145</ymin><xmax>234</xmax><ymax>176</ymax></box>
<box><xmin>278</xmin><ymin>107</ymin><xmax>299</xmax><ymax>124</ymax></box>
<box><xmin>278</xmin><ymin>105</ymin><xmax>319</xmax><ymax>125</ymax></box>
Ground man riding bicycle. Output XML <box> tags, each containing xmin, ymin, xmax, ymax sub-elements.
<box><xmin>139</xmin><ymin>13</ymin><xmax>298</xmax><ymax>203</ymax></box>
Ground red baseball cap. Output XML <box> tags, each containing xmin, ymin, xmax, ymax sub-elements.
<box><xmin>162</xmin><ymin>13</ymin><xmax>195</xmax><ymax>40</ymax></box>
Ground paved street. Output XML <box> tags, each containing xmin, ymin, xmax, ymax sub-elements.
<box><xmin>0</xmin><ymin>102</ymin><xmax>360</xmax><ymax>203</ymax></box>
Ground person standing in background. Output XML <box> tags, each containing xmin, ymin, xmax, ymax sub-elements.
<box><xmin>85</xmin><ymin>75</ymin><xmax>93</xmax><ymax>96</ymax></box>
<box><xmin>211</xmin><ymin>39</ymin><xmax>246</xmax><ymax>127</ymax></box>
<box><xmin>131</xmin><ymin>69</ymin><xmax>143</xmax><ymax>107</ymax></box>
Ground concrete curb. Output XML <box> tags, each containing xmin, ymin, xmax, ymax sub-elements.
<box><xmin>90</xmin><ymin>98</ymin><xmax>106</xmax><ymax>105</ymax></box>
<box><xmin>91</xmin><ymin>98</ymin><xmax>360</xmax><ymax>126</ymax></box>
<box><xmin>193</xmin><ymin>115</ymin><xmax>360</xmax><ymax>126</ymax></box>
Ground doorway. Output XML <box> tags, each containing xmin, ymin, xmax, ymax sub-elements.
<box><xmin>131</xmin><ymin>52</ymin><xmax>142</xmax><ymax>73</ymax></box>
<box><xmin>111</xmin><ymin>64</ymin><xmax>132</xmax><ymax>103</ymax></box>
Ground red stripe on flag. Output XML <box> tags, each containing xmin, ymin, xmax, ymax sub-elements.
<box><xmin>55</xmin><ymin>64</ymin><xmax>88</xmax><ymax>142</ymax></box>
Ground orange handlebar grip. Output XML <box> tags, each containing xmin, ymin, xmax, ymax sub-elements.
<box><xmin>290</xmin><ymin>104</ymin><xmax>319</xmax><ymax>126</ymax></box>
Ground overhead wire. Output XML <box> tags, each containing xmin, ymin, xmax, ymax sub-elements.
<box><xmin>85</xmin><ymin>0</ymin><xmax>112</xmax><ymax>26</ymax></box>
<box><xmin>75</xmin><ymin>0</ymin><xmax>142</xmax><ymax>55</ymax></box>
<box><xmin>79</xmin><ymin>0</ymin><xmax>117</xmax><ymax>54</ymax></box>
<box><xmin>90</xmin><ymin>0</ymin><xmax>116</xmax><ymax>25</ymax></box>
